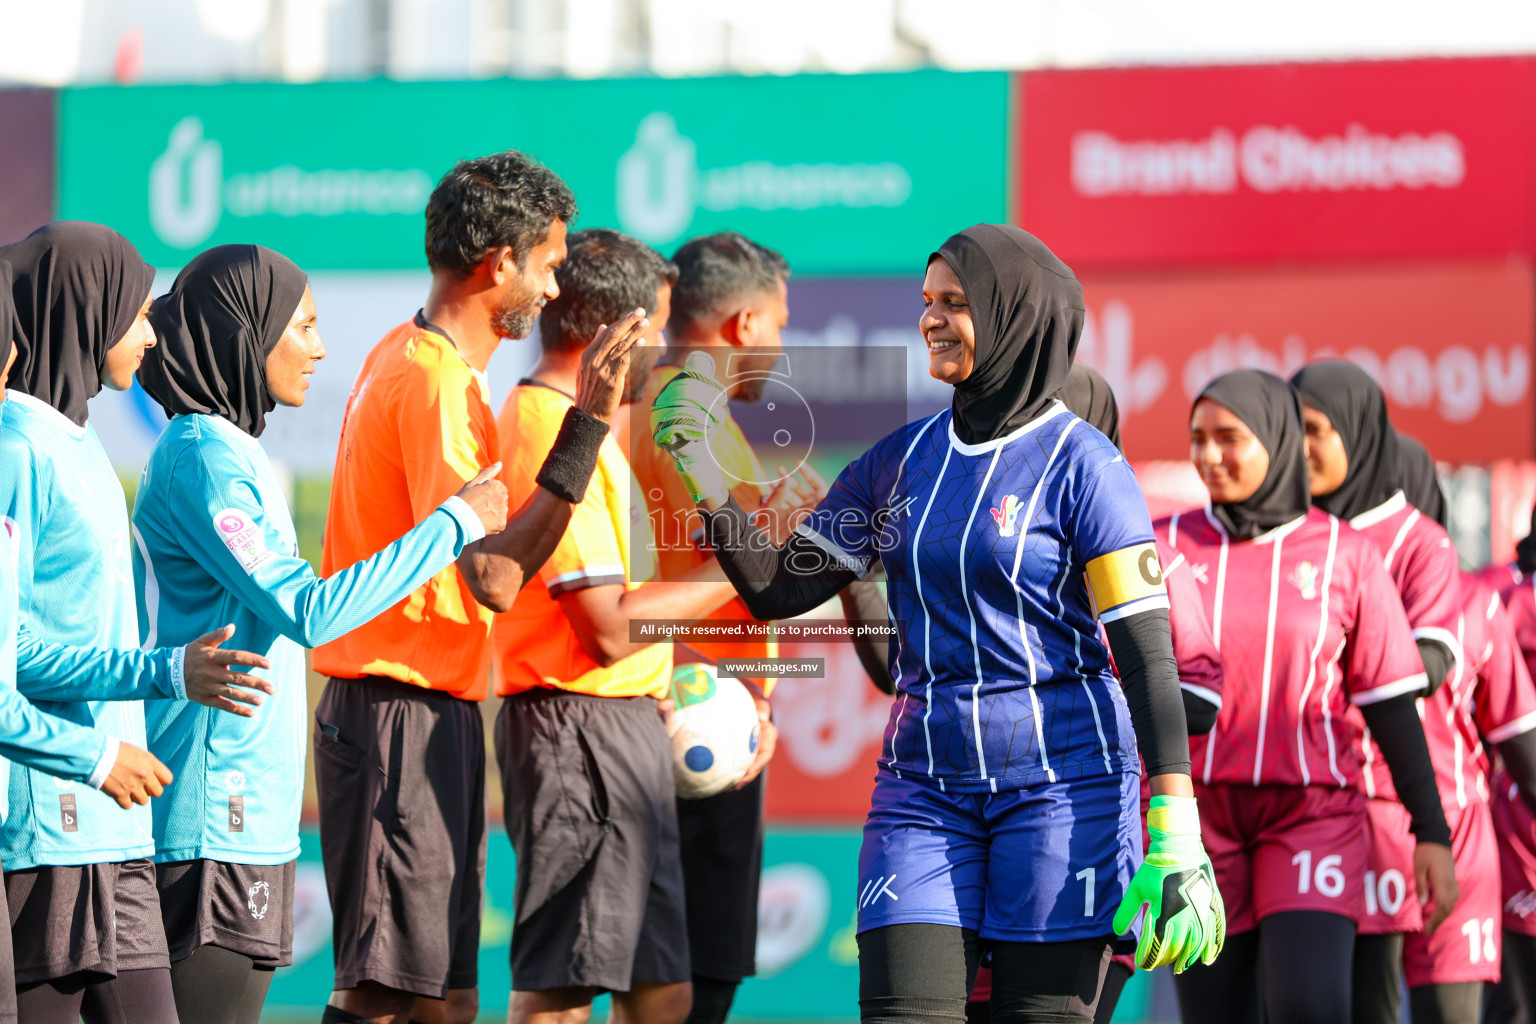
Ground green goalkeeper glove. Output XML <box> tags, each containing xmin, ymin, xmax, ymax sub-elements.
<box><xmin>650</xmin><ymin>356</ymin><xmax>728</xmax><ymax>504</ymax></box>
<box><xmin>1112</xmin><ymin>794</ymin><xmax>1226</xmax><ymax>973</ymax></box>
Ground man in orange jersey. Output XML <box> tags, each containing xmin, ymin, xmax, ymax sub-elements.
<box><xmin>311</xmin><ymin>153</ymin><xmax>647</xmax><ymax>1024</ymax></box>
<box><xmin>630</xmin><ymin>232</ymin><xmax>890</xmax><ymax>1024</ymax></box>
<box><xmin>493</xmin><ymin>228</ymin><xmax>747</xmax><ymax>1024</ymax></box>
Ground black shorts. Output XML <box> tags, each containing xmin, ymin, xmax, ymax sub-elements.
<box><xmin>314</xmin><ymin>675</ymin><xmax>487</xmax><ymax>999</ymax></box>
<box><xmin>678</xmin><ymin>772</ymin><xmax>765</xmax><ymax>983</ymax></box>
<box><xmin>5</xmin><ymin>858</ymin><xmax>170</xmax><ymax>986</ymax></box>
<box><xmin>497</xmin><ymin>689</ymin><xmax>690</xmax><ymax>993</ymax></box>
<box><xmin>156</xmin><ymin>858</ymin><xmax>296</xmax><ymax>967</ymax></box>
<box><xmin>0</xmin><ymin>859</ymin><xmax>15</xmax><ymax>1024</ymax></box>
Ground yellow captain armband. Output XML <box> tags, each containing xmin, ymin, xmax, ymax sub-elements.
<box><xmin>1085</xmin><ymin>543</ymin><xmax>1170</xmax><ymax>624</ymax></box>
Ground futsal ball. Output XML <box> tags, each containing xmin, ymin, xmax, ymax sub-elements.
<box><xmin>668</xmin><ymin>663</ymin><xmax>760</xmax><ymax>799</ymax></box>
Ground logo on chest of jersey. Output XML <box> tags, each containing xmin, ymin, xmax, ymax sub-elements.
<box><xmin>1189</xmin><ymin>562</ymin><xmax>1210</xmax><ymax>585</ymax></box>
<box><xmin>1289</xmin><ymin>561</ymin><xmax>1320</xmax><ymax>600</ymax></box>
<box><xmin>990</xmin><ymin>495</ymin><xmax>1022</xmax><ymax>537</ymax></box>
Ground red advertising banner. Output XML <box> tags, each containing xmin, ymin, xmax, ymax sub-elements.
<box><xmin>766</xmin><ymin>642</ymin><xmax>892</xmax><ymax>823</ymax></box>
<box><xmin>1074</xmin><ymin>260</ymin><xmax>1536</xmax><ymax>464</ymax></box>
<box><xmin>1019</xmin><ymin>59</ymin><xmax>1536</xmax><ymax>268</ymax></box>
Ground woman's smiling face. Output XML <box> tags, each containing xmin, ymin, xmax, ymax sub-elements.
<box><xmin>920</xmin><ymin>257</ymin><xmax>976</xmax><ymax>386</ymax></box>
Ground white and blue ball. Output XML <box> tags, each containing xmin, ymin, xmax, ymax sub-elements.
<box><xmin>668</xmin><ymin>663</ymin><xmax>760</xmax><ymax>799</ymax></box>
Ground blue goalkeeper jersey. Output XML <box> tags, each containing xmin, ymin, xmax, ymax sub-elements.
<box><xmin>132</xmin><ymin>413</ymin><xmax>485</xmax><ymax>864</ymax></box>
<box><xmin>799</xmin><ymin>403</ymin><xmax>1168</xmax><ymax>793</ymax></box>
<box><xmin>0</xmin><ymin>392</ymin><xmax>157</xmax><ymax>869</ymax></box>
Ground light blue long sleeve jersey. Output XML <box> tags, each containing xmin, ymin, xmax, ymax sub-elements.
<box><xmin>0</xmin><ymin>391</ymin><xmax>185</xmax><ymax>870</ymax></box>
<box><xmin>132</xmin><ymin>413</ymin><xmax>486</xmax><ymax>864</ymax></box>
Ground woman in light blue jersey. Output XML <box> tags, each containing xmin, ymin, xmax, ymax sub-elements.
<box><xmin>0</xmin><ymin>223</ymin><xmax>278</xmax><ymax>1024</ymax></box>
<box><xmin>651</xmin><ymin>225</ymin><xmax>1225</xmax><ymax>1024</ymax></box>
<box><xmin>132</xmin><ymin>244</ymin><xmax>507</xmax><ymax>1024</ymax></box>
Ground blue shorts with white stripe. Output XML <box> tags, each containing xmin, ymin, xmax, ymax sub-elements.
<box><xmin>854</xmin><ymin>768</ymin><xmax>1141</xmax><ymax>943</ymax></box>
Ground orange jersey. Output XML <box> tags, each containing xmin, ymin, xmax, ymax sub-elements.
<box><xmin>630</xmin><ymin>365</ymin><xmax>777</xmax><ymax>694</ymax></box>
<box><xmin>493</xmin><ymin>382</ymin><xmax>670</xmax><ymax>699</ymax></box>
<box><xmin>313</xmin><ymin>314</ymin><xmax>500</xmax><ymax>700</ymax></box>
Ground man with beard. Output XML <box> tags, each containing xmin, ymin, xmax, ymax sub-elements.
<box><xmin>492</xmin><ymin>227</ymin><xmax>744</xmax><ymax>1024</ymax></box>
<box><xmin>312</xmin><ymin>154</ymin><xmax>647</xmax><ymax>1024</ymax></box>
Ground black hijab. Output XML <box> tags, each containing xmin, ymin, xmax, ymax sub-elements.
<box><xmin>1518</xmin><ymin>508</ymin><xmax>1536</xmax><ymax>575</ymax></box>
<box><xmin>2</xmin><ymin>221</ymin><xmax>156</xmax><ymax>426</ymax></box>
<box><xmin>933</xmin><ymin>224</ymin><xmax>1083</xmax><ymax>444</ymax></box>
<box><xmin>1289</xmin><ymin>360</ymin><xmax>1401</xmax><ymax>522</ymax></box>
<box><xmin>1395</xmin><ymin>433</ymin><xmax>1448</xmax><ymax>530</ymax></box>
<box><xmin>1061</xmin><ymin>364</ymin><xmax>1121</xmax><ymax>451</ymax></box>
<box><xmin>0</xmin><ymin>261</ymin><xmax>13</xmax><ymax>377</ymax></box>
<box><xmin>1195</xmin><ymin>369</ymin><xmax>1312</xmax><ymax>539</ymax></box>
<box><xmin>139</xmin><ymin>244</ymin><xmax>309</xmax><ymax>438</ymax></box>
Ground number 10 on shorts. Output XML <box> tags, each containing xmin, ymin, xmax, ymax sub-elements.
<box><xmin>1291</xmin><ymin>850</ymin><xmax>1347</xmax><ymax>899</ymax></box>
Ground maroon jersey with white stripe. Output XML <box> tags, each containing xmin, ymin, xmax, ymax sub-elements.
<box><xmin>1159</xmin><ymin>536</ymin><xmax>1223</xmax><ymax>708</ymax></box>
<box><xmin>1490</xmin><ymin>569</ymin><xmax>1536</xmax><ymax>692</ymax></box>
<box><xmin>1345</xmin><ymin>492</ymin><xmax>1463</xmax><ymax>800</ymax></box>
<box><xmin>1422</xmin><ymin>574</ymin><xmax>1536</xmax><ymax>819</ymax></box>
<box><xmin>1158</xmin><ymin>507</ymin><xmax>1427</xmax><ymax>789</ymax></box>
<box><xmin>1477</xmin><ymin>561</ymin><xmax>1522</xmax><ymax>602</ymax></box>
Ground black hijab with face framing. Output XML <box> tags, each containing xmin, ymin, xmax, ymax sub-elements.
<box><xmin>1196</xmin><ymin>369</ymin><xmax>1312</xmax><ymax>540</ymax></box>
<box><xmin>933</xmin><ymin>224</ymin><xmax>1084</xmax><ymax>445</ymax></box>
<box><xmin>1396</xmin><ymin>433</ymin><xmax>1448</xmax><ymax>530</ymax></box>
<box><xmin>2</xmin><ymin>221</ymin><xmax>156</xmax><ymax>427</ymax></box>
<box><xmin>1290</xmin><ymin>360</ymin><xmax>1401</xmax><ymax>522</ymax></box>
<box><xmin>139</xmin><ymin>244</ymin><xmax>309</xmax><ymax>439</ymax></box>
<box><xmin>1061</xmin><ymin>364</ymin><xmax>1122</xmax><ymax>451</ymax></box>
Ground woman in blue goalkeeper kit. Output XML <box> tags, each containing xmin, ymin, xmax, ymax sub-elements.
<box><xmin>651</xmin><ymin>224</ymin><xmax>1225</xmax><ymax>1024</ymax></box>
<box><xmin>131</xmin><ymin>244</ymin><xmax>507</xmax><ymax>1024</ymax></box>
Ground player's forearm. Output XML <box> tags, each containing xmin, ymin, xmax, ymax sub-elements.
<box><xmin>1103</xmin><ymin>609</ymin><xmax>1191</xmax><ymax>778</ymax></box>
<box><xmin>15</xmin><ymin>629</ymin><xmax>179</xmax><ymax>702</ymax></box>
<box><xmin>576</xmin><ymin>576</ymin><xmax>744</xmax><ymax>667</ymax></box>
<box><xmin>840</xmin><ymin>570</ymin><xmax>895</xmax><ymax>695</ymax></box>
<box><xmin>1360</xmin><ymin>693</ymin><xmax>1452</xmax><ymax>846</ymax></box>
<box><xmin>460</xmin><ymin>490</ymin><xmax>576</xmax><ymax>612</ymax></box>
<box><xmin>703</xmin><ymin>496</ymin><xmax>858</xmax><ymax>621</ymax></box>
<box><xmin>1416</xmin><ymin>638</ymin><xmax>1453</xmax><ymax>697</ymax></box>
<box><xmin>1496</xmin><ymin>728</ymin><xmax>1536</xmax><ymax>816</ymax></box>
<box><xmin>0</xmin><ymin>685</ymin><xmax>113</xmax><ymax>784</ymax></box>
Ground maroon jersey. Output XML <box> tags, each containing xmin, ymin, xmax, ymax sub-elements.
<box><xmin>1446</xmin><ymin>576</ymin><xmax>1536</xmax><ymax>804</ymax></box>
<box><xmin>1493</xmin><ymin>570</ymin><xmax>1536</xmax><ymax>695</ymax></box>
<box><xmin>1159</xmin><ymin>536</ymin><xmax>1223</xmax><ymax>707</ymax></box>
<box><xmin>1345</xmin><ymin>492</ymin><xmax>1464</xmax><ymax>800</ymax></box>
<box><xmin>1477</xmin><ymin>561</ymin><xmax>1522</xmax><ymax>603</ymax></box>
<box><xmin>1158</xmin><ymin>507</ymin><xmax>1427</xmax><ymax>790</ymax></box>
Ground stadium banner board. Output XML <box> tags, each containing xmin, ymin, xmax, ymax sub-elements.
<box><xmin>0</xmin><ymin>88</ymin><xmax>56</xmax><ymax>246</ymax></box>
<box><xmin>1074</xmin><ymin>260</ymin><xmax>1536</xmax><ymax>464</ymax></box>
<box><xmin>263</xmin><ymin>827</ymin><xmax>1171</xmax><ymax>1020</ymax></box>
<box><xmin>57</xmin><ymin>71</ymin><xmax>1008</xmax><ymax>274</ymax></box>
<box><xmin>1018</xmin><ymin>58</ymin><xmax>1536</xmax><ymax>268</ymax></box>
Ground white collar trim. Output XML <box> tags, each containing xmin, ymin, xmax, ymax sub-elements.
<box><xmin>4</xmin><ymin>390</ymin><xmax>86</xmax><ymax>439</ymax></box>
<box><xmin>1349</xmin><ymin>490</ymin><xmax>1407</xmax><ymax>530</ymax></box>
<box><xmin>946</xmin><ymin>401</ymin><xmax>1067</xmax><ymax>456</ymax></box>
<box><xmin>1203</xmin><ymin>506</ymin><xmax>1308</xmax><ymax>545</ymax></box>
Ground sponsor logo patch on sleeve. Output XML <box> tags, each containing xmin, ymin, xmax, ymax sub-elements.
<box><xmin>213</xmin><ymin>508</ymin><xmax>275</xmax><ymax>574</ymax></box>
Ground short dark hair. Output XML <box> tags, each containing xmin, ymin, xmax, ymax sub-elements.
<box><xmin>540</xmin><ymin>229</ymin><xmax>678</xmax><ymax>353</ymax></box>
<box><xmin>669</xmin><ymin>232</ymin><xmax>789</xmax><ymax>337</ymax></box>
<box><xmin>424</xmin><ymin>151</ymin><xmax>577</xmax><ymax>277</ymax></box>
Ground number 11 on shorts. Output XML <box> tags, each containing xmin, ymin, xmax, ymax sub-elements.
<box><xmin>1292</xmin><ymin>850</ymin><xmax>1346</xmax><ymax>898</ymax></box>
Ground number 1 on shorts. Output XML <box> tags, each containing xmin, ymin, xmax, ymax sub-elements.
<box><xmin>1077</xmin><ymin>866</ymin><xmax>1096</xmax><ymax>918</ymax></box>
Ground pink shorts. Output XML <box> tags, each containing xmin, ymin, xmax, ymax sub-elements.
<box><xmin>1358</xmin><ymin>797</ymin><xmax>1423</xmax><ymax>936</ymax></box>
<box><xmin>1491</xmin><ymin>771</ymin><xmax>1536</xmax><ymax>937</ymax></box>
<box><xmin>1404</xmin><ymin>801</ymin><xmax>1501</xmax><ymax>985</ymax></box>
<box><xmin>1197</xmin><ymin>783</ymin><xmax>1367</xmax><ymax>934</ymax></box>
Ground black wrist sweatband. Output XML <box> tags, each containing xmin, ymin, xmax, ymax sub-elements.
<box><xmin>535</xmin><ymin>407</ymin><xmax>609</xmax><ymax>504</ymax></box>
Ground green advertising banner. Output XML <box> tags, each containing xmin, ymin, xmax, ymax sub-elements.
<box><xmin>59</xmin><ymin>72</ymin><xmax>1008</xmax><ymax>274</ymax></box>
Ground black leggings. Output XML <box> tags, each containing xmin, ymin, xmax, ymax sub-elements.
<box><xmin>1353</xmin><ymin>932</ymin><xmax>1405</xmax><ymax>1024</ymax></box>
<box><xmin>168</xmin><ymin>945</ymin><xmax>274</xmax><ymax>1024</ymax></box>
<box><xmin>1485</xmin><ymin>930</ymin><xmax>1536</xmax><ymax>1024</ymax></box>
<box><xmin>1409</xmin><ymin>982</ymin><xmax>1482</xmax><ymax>1024</ymax></box>
<box><xmin>859</xmin><ymin>924</ymin><xmax>1112</xmax><ymax>1024</ymax></box>
<box><xmin>684</xmin><ymin>976</ymin><xmax>740</xmax><ymax>1024</ymax></box>
<box><xmin>1090</xmin><ymin>962</ymin><xmax>1132</xmax><ymax>1024</ymax></box>
<box><xmin>1175</xmin><ymin>911</ymin><xmax>1355</xmax><ymax>1024</ymax></box>
<box><xmin>16</xmin><ymin>967</ymin><xmax>180</xmax><ymax>1024</ymax></box>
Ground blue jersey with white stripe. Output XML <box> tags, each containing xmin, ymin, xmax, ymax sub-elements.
<box><xmin>0</xmin><ymin>392</ymin><xmax>155</xmax><ymax>869</ymax></box>
<box><xmin>132</xmin><ymin>414</ymin><xmax>482</xmax><ymax>864</ymax></box>
<box><xmin>801</xmin><ymin>403</ymin><xmax>1162</xmax><ymax>792</ymax></box>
